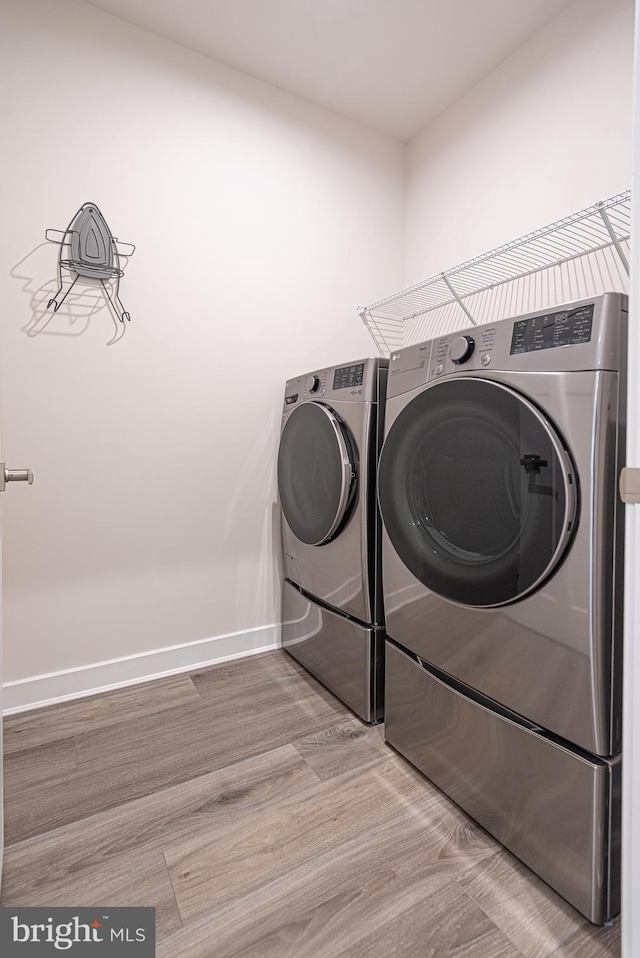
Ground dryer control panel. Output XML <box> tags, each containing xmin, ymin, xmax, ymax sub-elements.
<box><xmin>386</xmin><ymin>293</ymin><xmax>626</xmax><ymax>398</ymax></box>
<box><xmin>510</xmin><ymin>303</ymin><xmax>594</xmax><ymax>354</ymax></box>
<box><xmin>429</xmin><ymin>326</ymin><xmax>498</xmax><ymax>380</ymax></box>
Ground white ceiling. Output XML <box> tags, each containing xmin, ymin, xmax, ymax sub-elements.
<box><xmin>82</xmin><ymin>0</ymin><xmax>577</xmax><ymax>142</ymax></box>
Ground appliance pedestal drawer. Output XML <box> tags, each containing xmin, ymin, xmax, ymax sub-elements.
<box><xmin>282</xmin><ymin>579</ymin><xmax>384</xmax><ymax>723</ymax></box>
<box><xmin>384</xmin><ymin>641</ymin><xmax>620</xmax><ymax>924</ymax></box>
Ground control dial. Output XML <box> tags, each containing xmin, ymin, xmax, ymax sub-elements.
<box><xmin>307</xmin><ymin>375</ymin><xmax>320</xmax><ymax>393</ymax></box>
<box><xmin>449</xmin><ymin>335</ymin><xmax>475</xmax><ymax>364</ymax></box>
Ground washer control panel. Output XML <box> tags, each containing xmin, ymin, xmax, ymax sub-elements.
<box><xmin>332</xmin><ymin>362</ymin><xmax>365</xmax><ymax>390</ymax></box>
<box><xmin>282</xmin><ymin>358</ymin><xmax>387</xmax><ymax>421</ymax></box>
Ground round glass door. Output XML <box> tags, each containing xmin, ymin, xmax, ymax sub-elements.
<box><xmin>277</xmin><ymin>402</ymin><xmax>357</xmax><ymax>546</ymax></box>
<box><xmin>378</xmin><ymin>377</ymin><xmax>578</xmax><ymax>607</ymax></box>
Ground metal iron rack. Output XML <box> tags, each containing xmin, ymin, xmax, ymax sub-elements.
<box><xmin>359</xmin><ymin>190</ymin><xmax>631</xmax><ymax>356</ymax></box>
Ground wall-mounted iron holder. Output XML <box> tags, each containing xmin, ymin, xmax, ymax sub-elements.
<box><xmin>45</xmin><ymin>202</ymin><xmax>135</xmax><ymax>323</ymax></box>
<box><xmin>358</xmin><ymin>190</ymin><xmax>631</xmax><ymax>356</ymax></box>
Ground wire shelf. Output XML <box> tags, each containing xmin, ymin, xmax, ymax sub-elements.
<box><xmin>358</xmin><ymin>190</ymin><xmax>631</xmax><ymax>356</ymax></box>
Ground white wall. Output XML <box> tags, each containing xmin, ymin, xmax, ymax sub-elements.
<box><xmin>404</xmin><ymin>0</ymin><xmax>635</xmax><ymax>284</ymax></box>
<box><xmin>0</xmin><ymin>0</ymin><xmax>404</xmax><ymax>704</ymax></box>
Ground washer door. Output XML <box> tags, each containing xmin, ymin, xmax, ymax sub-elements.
<box><xmin>277</xmin><ymin>402</ymin><xmax>357</xmax><ymax>546</ymax></box>
<box><xmin>378</xmin><ymin>377</ymin><xmax>578</xmax><ymax>607</ymax></box>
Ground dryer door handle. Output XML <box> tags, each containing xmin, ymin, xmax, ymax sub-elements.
<box><xmin>520</xmin><ymin>454</ymin><xmax>549</xmax><ymax>473</ymax></box>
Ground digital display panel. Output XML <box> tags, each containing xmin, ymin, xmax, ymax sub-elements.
<box><xmin>333</xmin><ymin>363</ymin><xmax>365</xmax><ymax>389</ymax></box>
<box><xmin>510</xmin><ymin>304</ymin><xmax>594</xmax><ymax>355</ymax></box>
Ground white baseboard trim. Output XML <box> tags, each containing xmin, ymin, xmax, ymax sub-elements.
<box><xmin>2</xmin><ymin>624</ymin><xmax>281</xmax><ymax>715</ymax></box>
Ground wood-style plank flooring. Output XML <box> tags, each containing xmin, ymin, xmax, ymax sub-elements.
<box><xmin>1</xmin><ymin>650</ymin><xmax>621</xmax><ymax>956</ymax></box>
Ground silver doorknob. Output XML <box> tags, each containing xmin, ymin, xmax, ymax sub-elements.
<box><xmin>0</xmin><ymin>462</ymin><xmax>34</xmax><ymax>492</ymax></box>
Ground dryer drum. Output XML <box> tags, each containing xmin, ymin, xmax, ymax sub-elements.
<box><xmin>277</xmin><ymin>401</ymin><xmax>358</xmax><ymax>546</ymax></box>
<box><xmin>378</xmin><ymin>377</ymin><xmax>578</xmax><ymax>607</ymax></box>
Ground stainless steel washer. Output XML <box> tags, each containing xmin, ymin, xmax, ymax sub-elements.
<box><xmin>378</xmin><ymin>293</ymin><xmax>626</xmax><ymax>922</ymax></box>
<box><xmin>278</xmin><ymin>357</ymin><xmax>387</xmax><ymax>722</ymax></box>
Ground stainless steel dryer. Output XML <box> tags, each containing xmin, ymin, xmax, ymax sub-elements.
<box><xmin>278</xmin><ymin>357</ymin><xmax>388</xmax><ymax>722</ymax></box>
<box><xmin>378</xmin><ymin>293</ymin><xmax>626</xmax><ymax>923</ymax></box>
